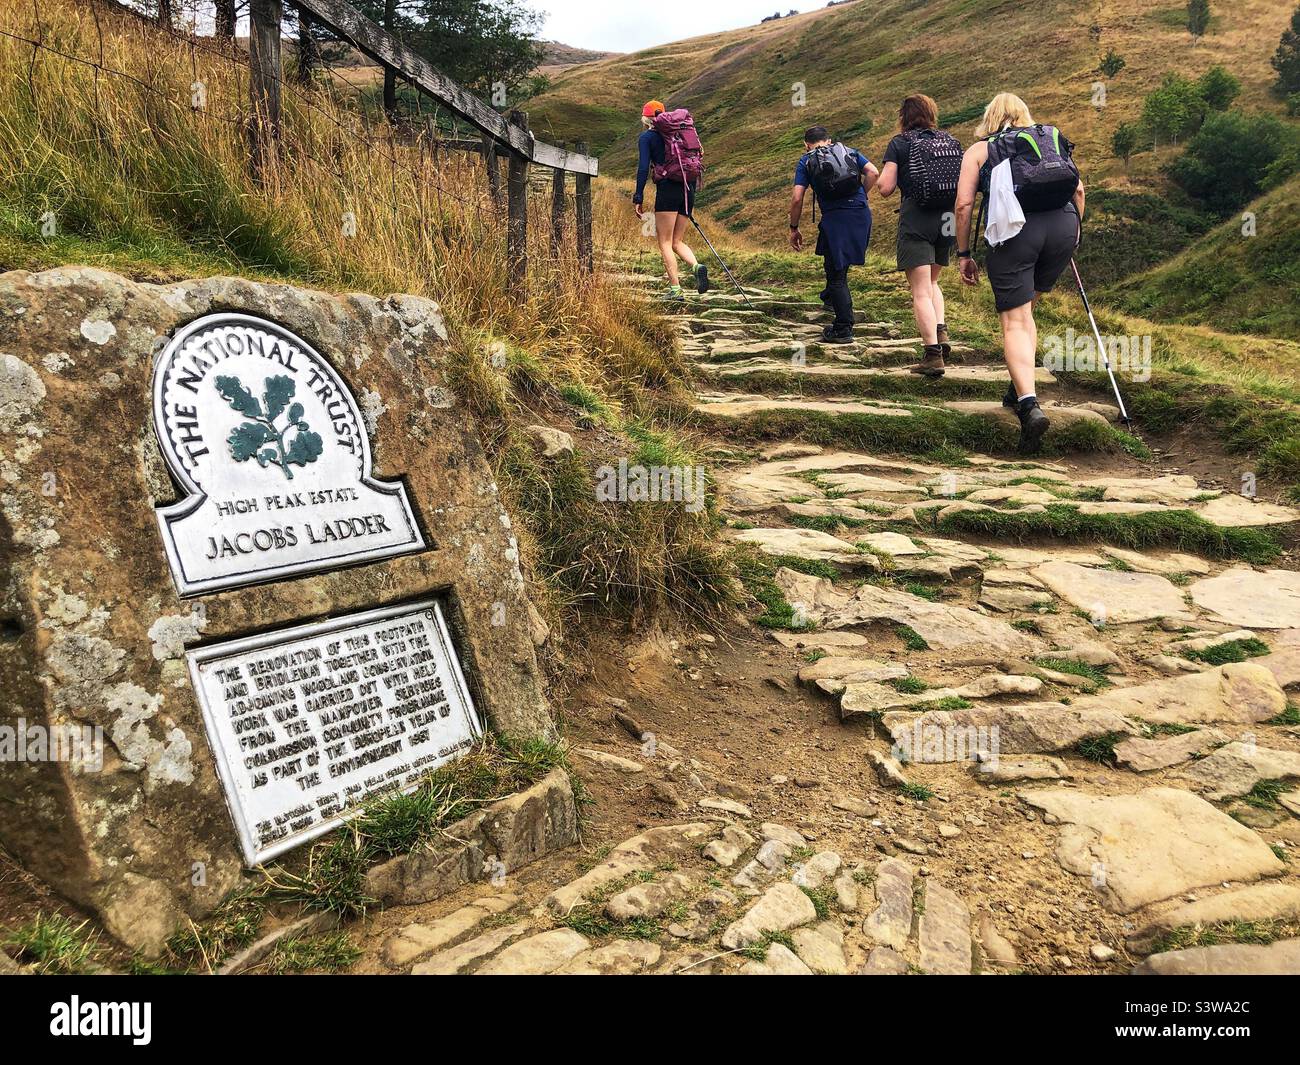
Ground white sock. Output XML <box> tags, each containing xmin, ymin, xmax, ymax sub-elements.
<box><xmin>1018</xmin><ymin>392</ymin><xmax>1036</xmax><ymax>404</ymax></box>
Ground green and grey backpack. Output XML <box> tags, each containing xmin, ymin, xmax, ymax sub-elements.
<box><xmin>985</xmin><ymin>124</ymin><xmax>1080</xmax><ymax>212</ymax></box>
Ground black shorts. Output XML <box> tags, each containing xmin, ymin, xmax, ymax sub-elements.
<box><xmin>653</xmin><ymin>180</ymin><xmax>697</xmax><ymax>217</ymax></box>
<box><xmin>986</xmin><ymin>206</ymin><xmax>1079</xmax><ymax>312</ymax></box>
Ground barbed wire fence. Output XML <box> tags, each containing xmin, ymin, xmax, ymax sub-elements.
<box><xmin>1</xmin><ymin>0</ymin><xmax>599</xmax><ymax>296</ymax></box>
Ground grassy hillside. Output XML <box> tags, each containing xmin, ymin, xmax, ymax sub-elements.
<box><xmin>528</xmin><ymin>0</ymin><xmax>1293</xmax><ymax>260</ymax></box>
<box><xmin>1105</xmin><ymin>173</ymin><xmax>1300</xmax><ymax>338</ymax></box>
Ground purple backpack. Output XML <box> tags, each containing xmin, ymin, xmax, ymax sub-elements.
<box><xmin>651</xmin><ymin>109</ymin><xmax>705</xmax><ymax>186</ymax></box>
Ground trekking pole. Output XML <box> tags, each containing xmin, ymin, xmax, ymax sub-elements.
<box><xmin>689</xmin><ymin>216</ymin><xmax>759</xmax><ymax>312</ymax></box>
<box><xmin>1069</xmin><ymin>258</ymin><xmax>1131</xmax><ymax>426</ymax></box>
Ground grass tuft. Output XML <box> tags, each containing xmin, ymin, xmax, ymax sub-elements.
<box><xmin>926</xmin><ymin>696</ymin><xmax>973</xmax><ymax>712</ymax></box>
<box><xmin>799</xmin><ymin>885</ymin><xmax>836</xmax><ymax>922</ymax></box>
<box><xmin>1075</xmin><ymin>732</ymin><xmax>1125</xmax><ymax>765</ymax></box>
<box><xmin>1181</xmin><ymin>637</ymin><xmax>1271</xmax><ymax>666</ymax></box>
<box><xmin>936</xmin><ymin>505</ymin><xmax>1283</xmax><ymax>564</ymax></box>
<box><xmin>246</xmin><ymin>734</ymin><xmax>570</xmax><ymax>922</ymax></box>
<box><xmin>737</xmin><ymin>929</ymin><xmax>795</xmax><ymax>961</ymax></box>
<box><xmin>896</xmin><ymin>625</ymin><xmax>929</xmax><ymax>652</ymax></box>
<box><xmin>3</xmin><ymin>913</ymin><xmax>100</xmax><ymax>974</ymax></box>
<box><xmin>1036</xmin><ymin>656</ymin><xmax>1112</xmax><ymax>692</ymax></box>
<box><xmin>165</xmin><ymin>885</ymin><xmax>266</xmax><ymax>968</ymax></box>
<box><xmin>1266</xmin><ymin>703</ymin><xmax>1300</xmax><ymax>727</ymax></box>
<box><xmin>1241</xmin><ymin>778</ymin><xmax>1289</xmax><ymax>810</ymax></box>
<box><xmin>262</xmin><ymin>931</ymin><xmax>362</xmax><ymax>974</ymax></box>
<box><xmin>1152</xmin><ymin>919</ymin><xmax>1300</xmax><ymax>954</ymax></box>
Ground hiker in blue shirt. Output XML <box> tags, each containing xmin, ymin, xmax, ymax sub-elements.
<box><xmin>790</xmin><ymin>125</ymin><xmax>878</xmax><ymax>342</ymax></box>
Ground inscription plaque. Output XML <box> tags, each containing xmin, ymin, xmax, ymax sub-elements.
<box><xmin>153</xmin><ymin>312</ymin><xmax>425</xmax><ymax>597</ymax></box>
<box><xmin>186</xmin><ymin>599</ymin><xmax>481</xmax><ymax>865</ymax></box>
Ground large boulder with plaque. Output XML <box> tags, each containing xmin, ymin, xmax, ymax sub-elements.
<box><xmin>0</xmin><ymin>267</ymin><xmax>555</xmax><ymax>951</ymax></box>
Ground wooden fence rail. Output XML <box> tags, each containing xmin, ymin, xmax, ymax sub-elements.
<box><xmin>248</xmin><ymin>0</ymin><xmax>598</xmax><ymax>290</ymax></box>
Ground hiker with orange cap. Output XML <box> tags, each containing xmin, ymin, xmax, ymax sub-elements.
<box><xmin>633</xmin><ymin>99</ymin><xmax>710</xmax><ymax>301</ymax></box>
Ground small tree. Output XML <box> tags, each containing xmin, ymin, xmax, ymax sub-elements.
<box><xmin>1142</xmin><ymin>72</ymin><xmax>1207</xmax><ymax>146</ymax></box>
<box><xmin>1100</xmin><ymin>50</ymin><xmax>1125</xmax><ymax>78</ymax></box>
<box><xmin>1112</xmin><ymin>122</ymin><xmax>1140</xmax><ymax>163</ymax></box>
<box><xmin>1196</xmin><ymin>64</ymin><xmax>1240</xmax><ymax>111</ymax></box>
<box><xmin>1187</xmin><ymin>0</ymin><xmax>1211</xmax><ymax>39</ymax></box>
<box><xmin>1274</xmin><ymin>6</ymin><xmax>1300</xmax><ymax>97</ymax></box>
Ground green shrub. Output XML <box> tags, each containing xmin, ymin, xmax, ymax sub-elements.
<box><xmin>1167</xmin><ymin>112</ymin><xmax>1300</xmax><ymax>216</ymax></box>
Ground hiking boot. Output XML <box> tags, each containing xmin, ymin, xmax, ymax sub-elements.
<box><xmin>1002</xmin><ymin>382</ymin><xmax>1018</xmax><ymax>408</ymax></box>
<box><xmin>1016</xmin><ymin>398</ymin><xmax>1050</xmax><ymax>455</ymax></box>
<box><xmin>936</xmin><ymin>322</ymin><xmax>952</xmax><ymax>358</ymax></box>
<box><xmin>909</xmin><ymin>344</ymin><xmax>946</xmax><ymax>378</ymax></box>
<box><xmin>659</xmin><ymin>285</ymin><xmax>685</xmax><ymax>303</ymax></box>
<box><xmin>693</xmin><ymin>263</ymin><xmax>711</xmax><ymax>294</ymax></box>
<box><xmin>822</xmin><ymin>326</ymin><xmax>855</xmax><ymax>345</ymax></box>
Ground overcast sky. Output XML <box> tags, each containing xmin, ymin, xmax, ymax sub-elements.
<box><xmin>537</xmin><ymin>1</ymin><xmax>820</xmax><ymax>52</ymax></box>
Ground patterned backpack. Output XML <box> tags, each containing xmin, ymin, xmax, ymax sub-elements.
<box><xmin>901</xmin><ymin>128</ymin><xmax>964</xmax><ymax>210</ymax></box>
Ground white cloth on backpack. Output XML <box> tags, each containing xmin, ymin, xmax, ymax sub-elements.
<box><xmin>984</xmin><ymin>157</ymin><xmax>1025</xmax><ymax>247</ymax></box>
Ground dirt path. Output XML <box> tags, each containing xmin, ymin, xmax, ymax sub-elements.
<box><xmin>346</xmin><ymin>267</ymin><xmax>1300</xmax><ymax>977</ymax></box>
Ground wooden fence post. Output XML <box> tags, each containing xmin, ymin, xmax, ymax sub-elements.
<box><xmin>551</xmin><ymin>142</ymin><xmax>567</xmax><ymax>257</ymax></box>
<box><xmin>574</xmin><ymin>139</ymin><xmax>594</xmax><ymax>274</ymax></box>
<box><xmin>506</xmin><ymin>110</ymin><xmax>530</xmax><ymax>295</ymax></box>
<box><xmin>482</xmin><ymin>131</ymin><xmax>502</xmax><ymax>208</ymax></box>
<box><xmin>249</xmin><ymin>0</ymin><xmax>284</xmax><ymax>180</ymax></box>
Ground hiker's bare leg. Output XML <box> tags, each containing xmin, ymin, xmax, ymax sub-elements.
<box><xmin>930</xmin><ymin>265</ymin><xmax>946</xmax><ymax>330</ymax></box>
<box><xmin>672</xmin><ymin>213</ymin><xmax>698</xmax><ymax>270</ymax></box>
<box><xmin>655</xmin><ymin>212</ymin><xmax>681</xmax><ymax>286</ymax></box>
<box><xmin>1000</xmin><ymin>301</ymin><xmax>1038</xmax><ymax>399</ymax></box>
<box><xmin>906</xmin><ymin>265</ymin><xmax>938</xmax><ymax>346</ymax></box>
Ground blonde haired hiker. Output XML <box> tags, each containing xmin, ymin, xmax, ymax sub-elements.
<box><xmin>954</xmin><ymin>93</ymin><xmax>1085</xmax><ymax>454</ymax></box>
<box><xmin>633</xmin><ymin>100</ymin><xmax>710</xmax><ymax>301</ymax></box>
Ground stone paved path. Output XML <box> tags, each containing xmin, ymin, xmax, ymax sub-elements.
<box><xmin>365</xmin><ymin>264</ymin><xmax>1300</xmax><ymax>976</ymax></box>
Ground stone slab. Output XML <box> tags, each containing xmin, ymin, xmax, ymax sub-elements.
<box><xmin>1021</xmin><ymin>787</ymin><xmax>1285</xmax><ymax>914</ymax></box>
<box><xmin>1190</xmin><ymin>568</ymin><xmax>1300</xmax><ymax>629</ymax></box>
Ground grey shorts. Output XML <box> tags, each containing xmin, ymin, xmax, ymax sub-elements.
<box><xmin>986</xmin><ymin>206</ymin><xmax>1079</xmax><ymax>312</ymax></box>
<box><xmin>896</xmin><ymin>198</ymin><xmax>955</xmax><ymax>271</ymax></box>
<box><xmin>894</xmin><ymin>197</ymin><xmax>956</xmax><ymax>270</ymax></box>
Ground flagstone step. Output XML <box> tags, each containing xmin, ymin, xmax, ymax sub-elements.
<box><xmin>694</xmin><ymin>393</ymin><xmax>915</xmax><ymax>419</ymax></box>
<box><xmin>697</xmin><ymin>359</ymin><xmax>1055</xmax><ymax>388</ymax></box>
<box><xmin>691</xmin><ymin>394</ymin><xmax>1131</xmax><ymax>454</ymax></box>
<box><xmin>720</xmin><ymin>448</ymin><xmax>1300</xmax><ymax>532</ymax></box>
